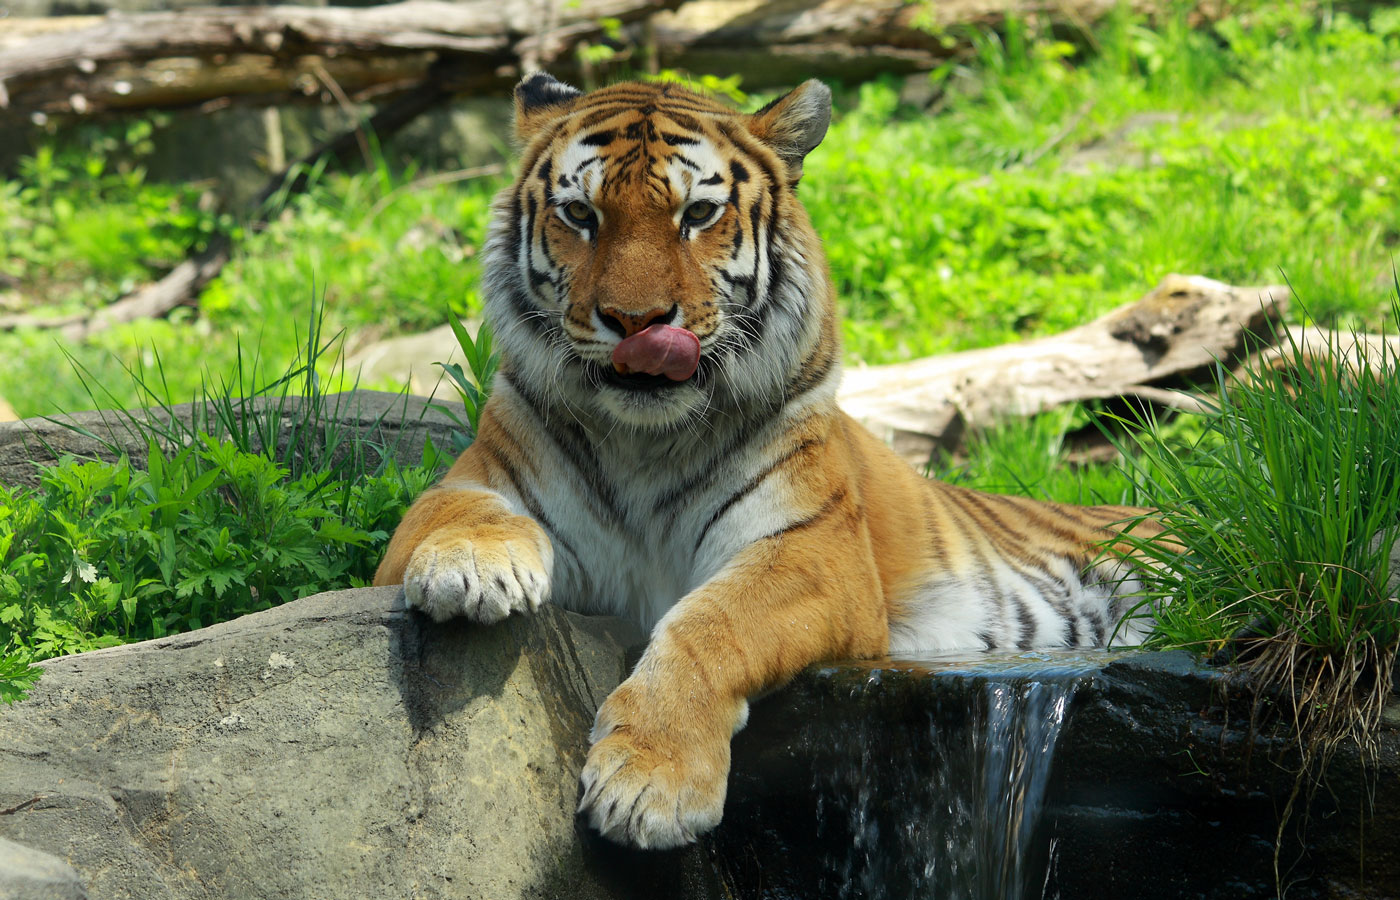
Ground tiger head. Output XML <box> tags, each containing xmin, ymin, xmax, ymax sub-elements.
<box><xmin>482</xmin><ymin>74</ymin><xmax>840</xmax><ymax>431</ymax></box>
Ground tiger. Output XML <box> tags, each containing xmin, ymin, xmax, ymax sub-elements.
<box><xmin>374</xmin><ymin>73</ymin><xmax>1165</xmax><ymax>850</ymax></box>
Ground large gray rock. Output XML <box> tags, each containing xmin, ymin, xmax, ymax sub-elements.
<box><xmin>0</xmin><ymin>838</ymin><xmax>88</xmax><ymax>900</ymax></box>
<box><xmin>0</xmin><ymin>587</ymin><xmax>730</xmax><ymax>900</ymax></box>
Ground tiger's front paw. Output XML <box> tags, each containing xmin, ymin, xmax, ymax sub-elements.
<box><xmin>402</xmin><ymin>519</ymin><xmax>553</xmax><ymax>624</ymax></box>
<box><xmin>577</xmin><ymin>687</ymin><xmax>731</xmax><ymax>849</ymax></box>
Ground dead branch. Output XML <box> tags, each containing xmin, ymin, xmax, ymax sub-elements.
<box><xmin>838</xmin><ymin>274</ymin><xmax>1290</xmax><ymax>466</ymax></box>
<box><xmin>0</xmin><ymin>0</ymin><xmax>677</xmax><ymax>115</ymax></box>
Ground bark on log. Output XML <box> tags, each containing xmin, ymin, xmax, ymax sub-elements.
<box><xmin>1232</xmin><ymin>325</ymin><xmax>1400</xmax><ymax>385</ymax></box>
<box><xmin>0</xmin><ymin>0</ymin><xmax>677</xmax><ymax>115</ymax></box>
<box><xmin>1</xmin><ymin>0</ymin><xmax>1261</xmax><ymax>116</ymax></box>
<box><xmin>645</xmin><ymin>0</ymin><xmax>1245</xmax><ymax>91</ymax></box>
<box><xmin>837</xmin><ymin>274</ymin><xmax>1289</xmax><ymax>467</ymax></box>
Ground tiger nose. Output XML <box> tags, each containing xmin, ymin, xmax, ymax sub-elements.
<box><xmin>597</xmin><ymin>303</ymin><xmax>677</xmax><ymax>339</ymax></box>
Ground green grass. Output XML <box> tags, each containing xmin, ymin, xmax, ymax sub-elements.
<box><xmin>1109</xmin><ymin>308</ymin><xmax>1400</xmax><ymax>882</ymax></box>
<box><xmin>808</xmin><ymin>4</ymin><xmax>1400</xmax><ymax>361</ymax></box>
<box><xmin>2</xmin><ymin>4</ymin><xmax>1397</xmax><ymax>419</ymax></box>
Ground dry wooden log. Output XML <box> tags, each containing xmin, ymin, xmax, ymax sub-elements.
<box><xmin>646</xmin><ymin>0</ymin><xmax>1247</xmax><ymax>91</ymax></box>
<box><xmin>1231</xmin><ymin>325</ymin><xmax>1400</xmax><ymax>386</ymax></box>
<box><xmin>1</xmin><ymin>0</ymin><xmax>1269</xmax><ymax>116</ymax></box>
<box><xmin>837</xmin><ymin>274</ymin><xmax>1290</xmax><ymax>467</ymax></box>
<box><xmin>0</xmin><ymin>0</ymin><xmax>677</xmax><ymax>115</ymax></box>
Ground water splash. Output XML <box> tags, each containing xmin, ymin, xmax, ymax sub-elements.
<box><xmin>812</xmin><ymin>672</ymin><xmax>1079</xmax><ymax>900</ymax></box>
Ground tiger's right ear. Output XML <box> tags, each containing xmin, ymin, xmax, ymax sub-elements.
<box><xmin>745</xmin><ymin>79</ymin><xmax>832</xmax><ymax>184</ymax></box>
<box><xmin>515</xmin><ymin>73</ymin><xmax>583</xmax><ymax>143</ymax></box>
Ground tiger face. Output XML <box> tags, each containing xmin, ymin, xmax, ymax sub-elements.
<box><xmin>483</xmin><ymin>75</ymin><xmax>834</xmax><ymax>429</ymax></box>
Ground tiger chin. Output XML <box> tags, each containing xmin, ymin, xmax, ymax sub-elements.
<box><xmin>375</xmin><ymin>73</ymin><xmax>1165</xmax><ymax>850</ymax></box>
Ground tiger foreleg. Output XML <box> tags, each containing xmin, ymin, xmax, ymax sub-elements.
<box><xmin>578</xmin><ymin>510</ymin><xmax>888</xmax><ymax>849</ymax></box>
<box><xmin>373</xmin><ymin>482</ymin><xmax>554</xmax><ymax>625</ymax></box>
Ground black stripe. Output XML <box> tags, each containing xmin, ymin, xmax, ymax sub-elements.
<box><xmin>652</xmin><ymin>413</ymin><xmax>784</xmax><ymax>517</ymax></box>
<box><xmin>504</xmin><ymin>286</ymin><xmax>547</xmax><ymax>336</ymax></box>
<box><xmin>662</xmin><ymin>132</ymin><xmax>700</xmax><ymax>146</ymax></box>
<box><xmin>571</xmin><ymin>154</ymin><xmax>603</xmax><ymax>180</ymax></box>
<box><xmin>693</xmin><ymin>437</ymin><xmax>824</xmax><ymax>554</ymax></box>
<box><xmin>660</xmin><ymin>110</ymin><xmax>706</xmax><ymax>131</ymax></box>
<box><xmin>717</xmin><ymin>122</ymin><xmax>781</xmax><ymax>196</ymax></box>
<box><xmin>759</xmin><ymin>486</ymin><xmax>849</xmax><ymax>543</ymax></box>
<box><xmin>495</xmin><ymin>371</ymin><xmax>623</xmax><ymax>532</ymax></box>
<box><xmin>502</xmin><ymin>187</ymin><xmax>523</xmax><ymax>286</ymax></box>
<box><xmin>487</xmin><ymin>413</ymin><xmax>540</xmax><ymax>482</ymax></box>
<box><xmin>757</xmin><ymin>195</ymin><xmax>782</xmax><ymax>316</ymax></box>
<box><xmin>1014</xmin><ymin>595</ymin><xmax>1037</xmax><ymax>650</ymax></box>
<box><xmin>784</xmin><ymin>339</ymin><xmax>836</xmax><ymax>403</ymax></box>
<box><xmin>938</xmin><ymin>490</ymin><xmax>1003</xmax><ymax>619</ymax></box>
<box><xmin>522</xmin><ymin>190</ymin><xmax>562</xmax><ymax>295</ymax></box>
<box><xmin>959</xmin><ymin>492</ymin><xmax>1080</xmax><ymax>641</ymax></box>
<box><xmin>580</xmin><ymin>130</ymin><xmax>615</xmax><ymax>146</ymax></box>
<box><xmin>1001</xmin><ymin>495</ymin><xmax>1090</xmax><ymax>548</ymax></box>
<box><xmin>746</xmin><ymin>198</ymin><xmax>763</xmax><ymax>302</ymax></box>
<box><xmin>1088</xmin><ymin>607</ymin><xmax>1108</xmax><ymax>646</ymax></box>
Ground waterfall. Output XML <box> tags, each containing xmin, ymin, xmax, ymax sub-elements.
<box><xmin>806</xmin><ymin>659</ymin><xmax>1090</xmax><ymax>900</ymax></box>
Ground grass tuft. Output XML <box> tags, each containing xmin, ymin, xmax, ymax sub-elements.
<box><xmin>0</xmin><ymin>302</ymin><xmax>449</xmax><ymax>702</ymax></box>
<box><xmin>1110</xmin><ymin>292</ymin><xmax>1400</xmax><ymax>884</ymax></box>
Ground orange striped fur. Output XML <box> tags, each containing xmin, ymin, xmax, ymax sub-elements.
<box><xmin>374</xmin><ymin>75</ymin><xmax>1164</xmax><ymax>848</ymax></box>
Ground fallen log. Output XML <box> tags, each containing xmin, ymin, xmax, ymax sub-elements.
<box><xmin>0</xmin><ymin>0</ymin><xmax>676</xmax><ymax>115</ymax></box>
<box><xmin>1233</xmin><ymin>325</ymin><xmax>1400</xmax><ymax>384</ymax></box>
<box><xmin>0</xmin><ymin>0</ymin><xmax>1267</xmax><ymax>116</ymax></box>
<box><xmin>837</xmin><ymin>274</ymin><xmax>1289</xmax><ymax>467</ymax></box>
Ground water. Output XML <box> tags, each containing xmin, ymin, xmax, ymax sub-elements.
<box><xmin>805</xmin><ymin>654</ymin><xmax>1096</xmax><ymax>900</ymax></box>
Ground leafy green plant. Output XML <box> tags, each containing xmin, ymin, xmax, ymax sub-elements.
<box><xmin>0</xmin><ymin>303</ymin><xmax>450</xmax><ymax>703</ymax></box>
<box><xmin>0</xmin><ymin>651</ymin><xmax>40</xmax><ymax>705</ymax></box>
<box><xmin>433</xmin><ymin>313</ymin><xmax>499</xmax><ymax>453</ymax></box>
<box><xmin>0</xmin><ymin>440</ymin><xmax>440</xmax><ymax>665</ymax></box>
<box><xmin>0</xmin><ymin>116</ymin><xmax>230</xmax><ymax>318</ymax></box>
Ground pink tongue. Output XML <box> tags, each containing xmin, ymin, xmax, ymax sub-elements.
<box><xmin>612</xmin><ymin>324</ymin><xmax>701</xmax><ymax>381</ymax></box>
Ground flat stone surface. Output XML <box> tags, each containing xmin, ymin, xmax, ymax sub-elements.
<box><xmin>0</xmin><ymin>838</ymin><xmax>89</xmax><ymax>900</ymax></box>
<box><xmin>0</xmin><ymin>587</ymin><xmax>729</xmax><ymax>900</ymax></box>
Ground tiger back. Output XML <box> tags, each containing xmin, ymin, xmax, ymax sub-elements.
<box><xmin>374</xmin><ymin>74</ymin><xmax>1163</xmax><ymax>849</ymax></box>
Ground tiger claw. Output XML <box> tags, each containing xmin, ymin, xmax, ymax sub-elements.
<box><xmin>402</xmin><ymin>531</ymin><xmax>551</xmax><ymax>624</ymax></box>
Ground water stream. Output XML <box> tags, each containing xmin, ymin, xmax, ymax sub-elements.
<box><xmin>717</xmin><ymin>649</ymin><xmax>1344</xmax><ymax>900</ymax></box>
<box><xmin>815</xmin><ymin>675</ymin><xmax>1075</xmax><ymax>900</ymax></box>
<box><xmin>721</xmin><ymin>652</ymin><xmax>1107</xmax><ymax>900</ymax></box>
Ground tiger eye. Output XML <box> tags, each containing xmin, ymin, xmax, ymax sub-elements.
<box><xmin>682</xmin><ymin>201</ymin><xmax>718</xmax><ymax>224</ymax></box>
<box><xmin>563</xmin><ymin>201</ymin><xmax>595</xmax><ymax>225</ymax></box>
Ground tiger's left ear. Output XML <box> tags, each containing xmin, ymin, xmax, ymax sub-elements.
<box><xmin>745</xmin><ymin>80</ymin><xmax>832</xmax><ymax>184</ymax></box>
<box><xmin>515</xmin><ymin>72</ymin><xmax>584</xmax><ymax>144</ymax></box>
